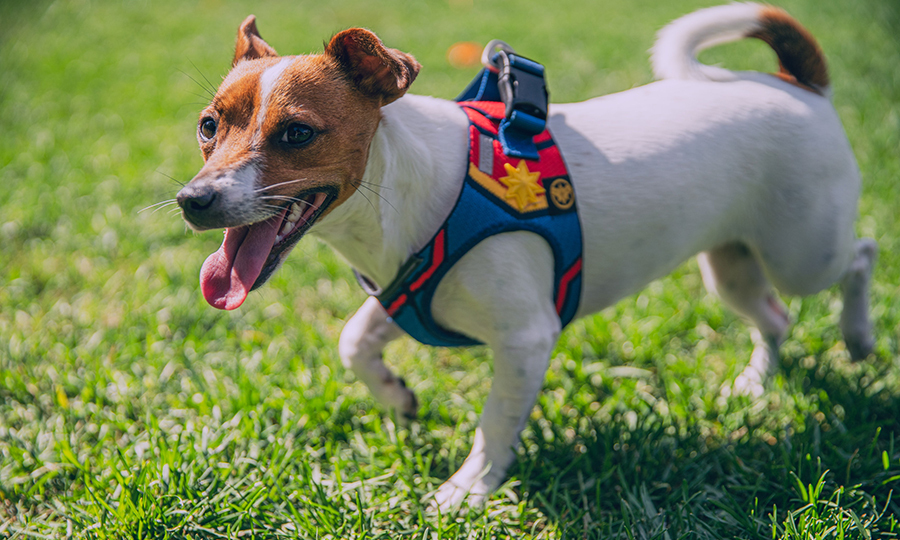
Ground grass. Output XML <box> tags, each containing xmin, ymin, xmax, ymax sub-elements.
<box><xmin>1</xmin><ymin>0</ymin><xmax>899</xmax><ymax>538</ymax></box>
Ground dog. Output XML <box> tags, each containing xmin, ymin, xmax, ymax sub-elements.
<box><xmin>176</xmin><ymin>3</ymin><xmax>877</xmax><ymax>508</ymax></box>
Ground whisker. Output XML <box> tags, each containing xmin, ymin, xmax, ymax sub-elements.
<box><xmin>178</xmin><ymin>69</ymin><xmax>216</xmax><ymax>100</ymax></box>
<box><xmin>358</xmin><ymin>182</ymin><xmax>399</xmax><ymax>215</ymax></box>
<box><xmin>190</xmin><ymin>59</ymin><xmax>219</xmax><ymax>97</ymax></box>
<box><xmin>139</xmin><ymin>199</ymin><xmax>179</xmax><ymax>214</ymax></box>
<box><xmin>257</xmin><ymin>195</ymin><xmax>305</xmax><ymax>202</ymax></box>
<box><xmin>359</xmin><ymin>179</ymin><xmax>392</xmax><ymax>191</ymax></box>
<box><xmin>269</xmin><ymin>200</ymin><xmax>323</xmax><ymax>219</ymax></box>
<box><xmin>156</xmin><ymin>169</ymin><xmax>186</xmax><ymax>188</ymax></box>
<box><xmin>187</xmin><ymin>91</ymin><xmax>213</xmax><ymax>103</ymax></box>
<box><xmin>253</xmin><ymin>179</ymin><xmax>308</xmax><ymax>193</ymax></box>
<box><xmin>265</xmin><ymin>214</ymin><xmax>282</xmax><ymax>232</ymax></box>
<box><xmin>258</xmin><ymin>195</ymin><xmax>316</xmax><ymax>207</ymax></box>
<box><xmin>351</xmin><ymin>184</ymin><xmax>377</xmax><ymax>215</ymax></box>
<box><xmin>261</xmin><ymin>201</ymin><xmax>320</xmax><ymax>219</ymax></box>
<box><xmin>289</xmin><ymin>210</ymin><xmax>315</xmax><ymax>230</ymax></box>
<box><xmin>260</xmin><ymin>206</ymin><xmax>314</xmax><ymax>234</ymax></box>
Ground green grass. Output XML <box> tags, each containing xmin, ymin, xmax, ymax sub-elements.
<box><xmin>1</xmin><ymin>0</ymin><xmax>899</xmax><ymax>538</ymax></box>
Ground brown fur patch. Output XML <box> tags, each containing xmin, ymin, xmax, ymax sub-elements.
<box><xmin>188</xmin><ymin>21</ymin><xmax>421</xmax><ymax>233</ymax></box>
<box><xmin>195</xmin><ymin>58</ymin><xmax>279</xmax><ymax>170</ymax></box>
<box><xmin>325</xmin><ymin>28</ymin><xmax>421</xmax><ymax>105</ymax></box>
<box><xmin>748</xmin><ymin>6</ymin><xmax>829</xmax><ymax>94</ymax></box>
<box><xmin>253</xmin><ymin>53</ymin><xmax>385</xmax><ymax>220</ymax></box>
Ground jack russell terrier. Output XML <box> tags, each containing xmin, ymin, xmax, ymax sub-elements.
<box><xmin>176</xmin><ymin>3</ymin><xmax>877</xmax><ymax>508</ymax></box>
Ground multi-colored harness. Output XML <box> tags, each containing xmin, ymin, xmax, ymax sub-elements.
<box><xmin>355</xmin><ymin>47</ymin><xmax>584</xmax><ymax>347</ymax></box>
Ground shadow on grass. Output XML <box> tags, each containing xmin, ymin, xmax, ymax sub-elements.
<box><xmin>502</xmin><ymin>353</ymin><xmax>900</xmax><ymax>539</ymax></box>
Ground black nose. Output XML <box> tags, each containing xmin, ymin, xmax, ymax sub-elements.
<box><xmin>176</xmin><ymin>183</ymin><xmax>230</xmax><ymax>229</ymax></box>
<box><xmin>177</xmin><ymin>186</ymin><xmax>217</xmax><ymax>212</ymax></box>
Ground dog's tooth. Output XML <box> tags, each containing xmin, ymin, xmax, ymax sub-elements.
<box><xmin>280</xmin><ymin>221</ymin><xmax>293</xmax><ymax>236</ymax></box>
<box><xmin>275</xmin><ymin>234</ymin><xmax>283</xmax><ymax>243</ymax></box>
<box><xmin>287</xmin><ymin>204</ymin><xmax>302</xmax><ymax>223</ymax></box>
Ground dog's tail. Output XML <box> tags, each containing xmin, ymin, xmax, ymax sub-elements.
<box><xmin>651</xmin><ymin>3</ymin><xmax>829</xmax><ymax>95</ymax></box>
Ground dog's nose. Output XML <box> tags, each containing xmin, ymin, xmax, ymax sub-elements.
<box><xmin>177</xmin><ymin>185</ymin><xmax>217</xmax><ymax>212</ymax></box>
<box><xmin>176</xmin><ymin>183</ymin><xmax>230</xmax><ymax>229</ymax></box>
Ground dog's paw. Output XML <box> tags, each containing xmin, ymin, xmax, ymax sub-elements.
<box><xmin>730</xmin><ymin>372</ymin><xmax>765</xmax><ymax>398</ymax></box>
<box><xmin>431</xmin><ymin>478</ymin><xmax>489</xmax><ymax>512</ymax></box>
<box><xmin>372</xmin><ymin>376</ymin><xmax>419</xmax><ymax>421</ymax></box>
<box><xmin>845</xmin><ymin>334</ymin><xmax>875</xmax><ymax>361</ymax></box>
<box><xmin>396</xmin><ymin>377</ymin><xmax>419</xmax><ymax>419</ymax></box>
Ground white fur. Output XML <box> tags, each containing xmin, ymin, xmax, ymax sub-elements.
<box><xmin>256</xmin><ymin>57</ymin><xmax>294</xmax><ymax>137</ymax></box>
<box><xmin>310</xmin><ymin>4</ymin><xmax>876</xmax><ymax>510</ymax></box>
<box><xmin>183</xmin><ymin>164</ymin><xmax>261</xmax><ymax>231</ymax></box>
<box><xmin>651</xmin><ymin>2</ymin><xmax>765</xmax><ymax>83</ymax></box>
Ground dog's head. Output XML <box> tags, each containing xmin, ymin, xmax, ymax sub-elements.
<box><xmin>176</xmin><ymin>16</ymin><xmax>420</xmax><ymax>310</ymax></box>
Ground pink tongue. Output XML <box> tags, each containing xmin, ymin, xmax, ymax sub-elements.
<box><xmin>199</xmin><ymin>210</ymin><xmax>286</xmax><ymax>310</ymax></box>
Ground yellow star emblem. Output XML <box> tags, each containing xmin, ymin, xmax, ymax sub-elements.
<box><xmin>498</xmin><ymin>160</ymin><xmax>544</xmax><ymax>211</ymax></box>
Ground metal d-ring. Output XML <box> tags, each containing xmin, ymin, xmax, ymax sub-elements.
<box><xmin>481</xmin><ymin>39</ymin><xmax>516</xmax><ymax>73</ymax></box>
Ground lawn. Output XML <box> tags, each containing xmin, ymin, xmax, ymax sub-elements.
<box><xmin>1</xmin><ymin>0</ymin><xmax>898</xmax><ymax>538</ymax></box>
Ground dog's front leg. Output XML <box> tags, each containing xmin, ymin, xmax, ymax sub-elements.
<box><xmin>434</xmin><ymin>324</ymin><xmax>559</xmax><ymax>510</ymax></box>
<box><xmin>339</xmin><ymin>296</ymin><xmax>417</xmax><ymax>418</ymax></box>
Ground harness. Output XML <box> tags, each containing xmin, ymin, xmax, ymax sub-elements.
<box><xmin>355</xmin><ymin>44</ymin><xmax>584</xmax><ymax>347</ymax></box>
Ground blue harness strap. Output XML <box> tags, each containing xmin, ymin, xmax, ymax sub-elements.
<box><xmin>363</xmin><ymin>101</ymin><xmax>584</xmax><ymax>347</ymax></box>
<box><xmin>456</xmin><ymin>51</ymin><xmax>548</xmax><ymax>161</ymax></box>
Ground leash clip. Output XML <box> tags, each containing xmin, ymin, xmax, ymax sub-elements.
<box><xmin>455</xmin><ymin>40</ymin><xmax>550</xmax><ymax>160</ymax></box>
<box><xmin>496</xmin><ymin>50</ymin><xmax>548</xmax><ymax>133</ymax></box>
<box><xmin>481</xmin><ymin>39</ymin><xmax>516</xmax><ymax>73</ymax></box>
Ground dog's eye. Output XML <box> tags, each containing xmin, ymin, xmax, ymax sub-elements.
<box><xmin>281</xmin><ymin>123</ymin><xmax>315</xmax><ymax>146</ymax></box>
<box><xmin>199</xmin><ymin>117</ymin><xmax>217</xmax><ymax>141</ymax></box>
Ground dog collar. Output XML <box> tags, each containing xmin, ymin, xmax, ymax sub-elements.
<box><xmin>356</xmin><ymin>101</ymin><xmax>583</xmax><ymax>347</ymax></box>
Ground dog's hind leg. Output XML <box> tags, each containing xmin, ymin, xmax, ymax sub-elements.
<box><xmin>840</xmin><ymin>238</ymin><xmax>878</xmax><ymax>360</ymax></box>
<box><xmin>339</xmin><ymin>296</ymin><xmax>417</xmax><ymax>418</ymax></box>
<box><xmin>698</xmin><ymin>242</ymin><xmax>790</xmax><ymax>397</ymax></box>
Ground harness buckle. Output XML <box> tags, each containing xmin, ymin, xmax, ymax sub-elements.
<box><xmin>496</xmin><ymin>50</ymin><xmax>548</xmax><ymax>135</ymax></box>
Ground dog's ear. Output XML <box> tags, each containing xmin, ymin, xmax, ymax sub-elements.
<box><xmin>325</xmin><ymin>28</ymin><xmax>421</xmax><ymax>105</ymax></box>
<box><xmin>234</xmin><ymin>15</ymin><xmax>278</xmax><ymax>66</ymax></box>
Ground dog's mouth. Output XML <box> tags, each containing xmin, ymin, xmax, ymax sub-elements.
<box><xmin>199</xmin><ymin>189</ymin><xmax>336</xmax><ymax>310</ymax></box>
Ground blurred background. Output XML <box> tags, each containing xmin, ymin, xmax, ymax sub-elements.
<box><xmin>1</xmin><ymin>0</ymin><xmax>898</xmax><ymax>537</ymax></box>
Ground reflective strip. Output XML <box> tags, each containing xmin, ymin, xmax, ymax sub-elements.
<box><xmin>478</xmin><ymin>134</ymin><xmax>493</xmax><ymax>175</ymax></box>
